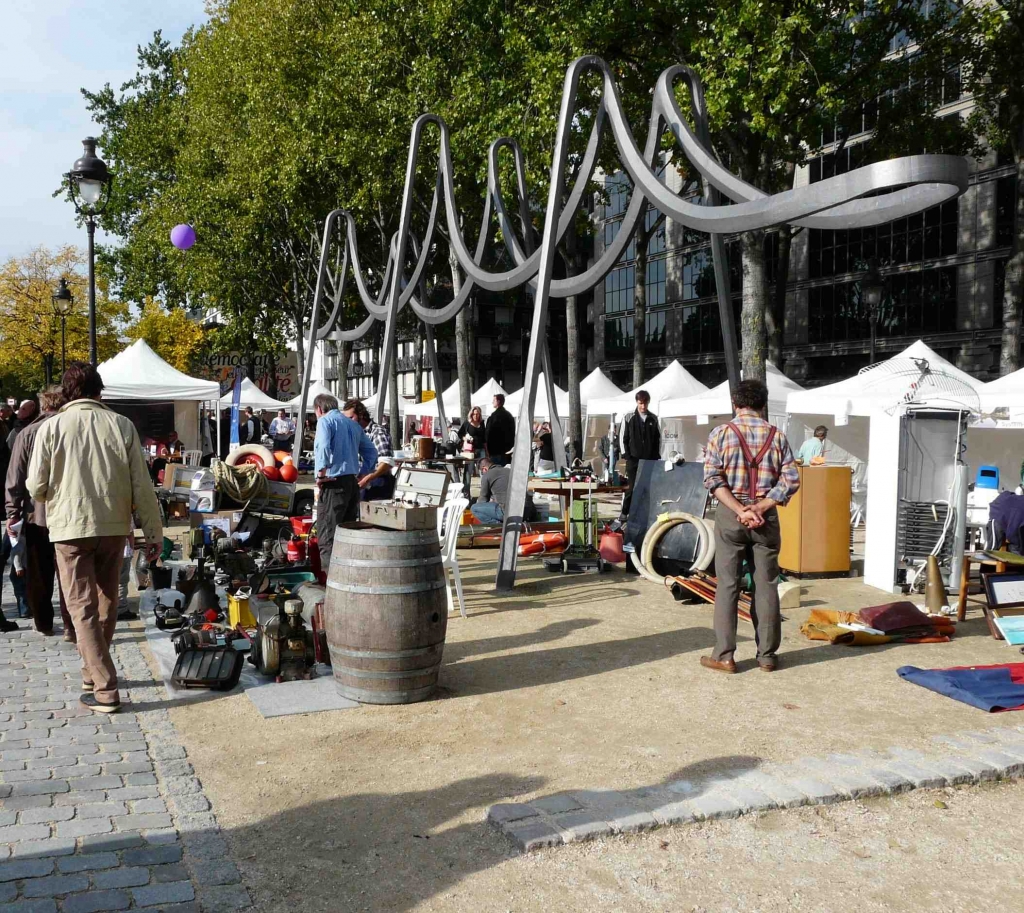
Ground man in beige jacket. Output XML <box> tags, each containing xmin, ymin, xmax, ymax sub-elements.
<box><xmin>28</xmin><ymin>363</ymin><xmax>162</xmax><ymax>713</ymax></box>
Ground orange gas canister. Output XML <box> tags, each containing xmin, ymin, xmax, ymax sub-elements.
<box><xmin>599</xmin><ymin>529</ymin><xmax>626</xmax><ymax>564</ymax></box>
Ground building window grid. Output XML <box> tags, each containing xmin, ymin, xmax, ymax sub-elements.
<box><xmin>807</xmin><ymin>266</ymin><xmax>958</xmax><ymax>345</ymax></box>
<box><xmin>809</xmin><ymin>198</ymin><xmax>958</xmax><ymax>279</ymax></box>
<box><xmin>604</xmin><ymin>311</ymin><xmax>668</xmax><ymax>360</ymax></box>
<box><xmin>995</xmin><ymin>175</ymin><xmax>1017</xmax><ymax>249</ymax></box>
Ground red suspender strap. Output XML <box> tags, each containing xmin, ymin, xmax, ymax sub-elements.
<box><xmin>725</xmin><ymin>422</ymin><xmax>777</xmax><ymax>501</ymax></box>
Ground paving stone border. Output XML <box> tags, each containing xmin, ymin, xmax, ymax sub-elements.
<box><xmin>0</xmin><ymin>586</ymin><xmax>251</xmax><ymax>913</ymax></box>
<box><xmin>488</xmin><ymin>724</ymin><xmax>1024</xmax><ymax>851</ymax></box>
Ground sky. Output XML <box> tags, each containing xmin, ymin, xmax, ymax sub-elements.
<box><xmin>0</xmin><ymin>0</ymin><xmax>208</xmax><ymax>264</ymax></box>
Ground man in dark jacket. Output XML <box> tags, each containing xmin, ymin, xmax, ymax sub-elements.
<box><xmin>484</xmin><ymin>394</ymin><xmax>516</xmax><ymax>466</ymax></box>
<box><xmin>618</xmin><ymin>389</ymin><xmax>661</xmax><ymax>522</ymax></box>
<box><xmin>5</xmin><ymin>387</ymin><xmax>71</xmax><ymax>638</ymax></box>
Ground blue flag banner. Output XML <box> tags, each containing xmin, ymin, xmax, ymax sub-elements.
<box><xmin>229</xmin><ymin>369</ymin><xmax>243</xmax><ymax>449</ymax></box>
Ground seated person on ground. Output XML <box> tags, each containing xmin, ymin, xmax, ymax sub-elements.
<box><xmin>470</xmin><ymin>458</ymin><xmax>536</xmax><ymax>525</ymax></box>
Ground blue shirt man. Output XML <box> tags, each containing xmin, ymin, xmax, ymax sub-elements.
<box><xmin>312</xmin><ymin>394</ymin><xmax>378</xmax><ymax>570</ymax></box>
<box><xmin>314</xmin><ymin>408</ymin><xmax>378</xmax><ymax>480</ymax></box>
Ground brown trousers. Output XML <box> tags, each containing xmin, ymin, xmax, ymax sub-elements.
<box><xmin>24</xmin><ymin>523</ymin><xmax>73</xmax><ymax>637</ymax></box>
<box><xmin>712</xmin><ymin>507</ymin><xmax>782</xmax><ymax>663</ymax></box>
<box><xmin>55</xmin><ymin>536</ymin><xmax>125</xmax><ymax>703</ymax></box>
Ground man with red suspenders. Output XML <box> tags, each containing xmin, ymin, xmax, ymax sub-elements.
<box><xmin>702</xmin><ymin>379</ymin><xmax>799</xmax><ymax>673</ymax></box>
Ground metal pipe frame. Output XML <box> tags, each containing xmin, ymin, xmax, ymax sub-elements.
<box><xmin>296</xmin><ymin>55</ymin><xmax>968</xmax><ymax>589</ymax></box>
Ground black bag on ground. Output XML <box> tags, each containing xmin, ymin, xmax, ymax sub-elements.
<box><xmin>172</xmin><ymin>647</ymin><xmax>243</xmax><ymax>691</ymax></box>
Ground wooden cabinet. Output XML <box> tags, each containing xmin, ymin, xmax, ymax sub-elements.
<box><xmin>777</xmin><ymin>466</ymin><xmax>852</xmax><ymax>574</ymax></box>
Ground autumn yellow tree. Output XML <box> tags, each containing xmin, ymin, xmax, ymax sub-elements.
<box><xmin>124</xmin><ymin>299</ymin><xmax>204</xmax><ymax>372</ymax></box>
<box><xmin>0</xmin><ymin>246</ymin><xmax>127</xmax><ymax>393</ymax></box>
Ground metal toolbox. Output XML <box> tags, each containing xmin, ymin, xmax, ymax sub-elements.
<box><xmin>359</xmin><ymin>466</ymin><xmax>450</xmax><ymax>530</ymax></box>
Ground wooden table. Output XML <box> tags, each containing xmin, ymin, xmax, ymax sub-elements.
<box><xmin>527</xmin><ymin>479</ymin><xmax>627</xmax><ymax>538</ymax></box>
<box><xmin>957</xmin><ymin>552</ymin><xmax>1009</xmax><ymax>622</ymax></box>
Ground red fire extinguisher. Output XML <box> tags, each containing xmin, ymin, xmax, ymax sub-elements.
<box><xmin>286</xmin><ymin>536</ymin><xmax>306</xmax><ymax>564</ymax></box>
<box><xmin>309</xmin><ymin>534</ymin><xmax>323</xmax><ymax>583</ymax></box>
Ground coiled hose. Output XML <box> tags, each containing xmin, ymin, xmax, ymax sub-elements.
<box><xmin>212</xmin><ymin>460</ymin><xmax>269</xmax><ymax>506</ymax></box>
<box><xmin>629</xmin><ymin>512</ymin><xmax>716</xmax><ymax>586</ymax></box>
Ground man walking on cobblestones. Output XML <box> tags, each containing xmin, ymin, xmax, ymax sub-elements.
<box><xmin>27</xmin><ymin>363</ymin><xmax>162</xmax><ymax>713</ymax></box>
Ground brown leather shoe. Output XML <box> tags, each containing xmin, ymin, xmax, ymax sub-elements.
<box><xmin>758</xmin><ymin>658</ymin><xmax>778</xmax><ymax>672</ymax></box>
<box><xmin>700</xmin><ymin>655</ymin><xmax>737</xmax><ymax>674</ymax></box>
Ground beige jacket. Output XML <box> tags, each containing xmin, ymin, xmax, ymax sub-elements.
<box><xmin>27</xmin><ymin>399</ymin><xmax>162</xmax><ymax>545</ymax></box>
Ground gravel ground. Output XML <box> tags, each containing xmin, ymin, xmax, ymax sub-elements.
<box><xmin>156</xmin><ymin>550</ymin><xmax>1024</xmax><ymax>912</ymax></box>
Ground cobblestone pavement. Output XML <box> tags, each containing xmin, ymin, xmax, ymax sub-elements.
<box><xmin>0</xmin><ymin>587</ymin><xmax>251</xmax><ymax>912</ymax></box>
<box><xmin>489</xmin><ymin>723</ymin><xmax>1024</xmax><ymax>850</ymax></box>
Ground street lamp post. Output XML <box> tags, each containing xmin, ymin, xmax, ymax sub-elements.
<box><xmin>862</xmin><ymin>258</ymin><xmax>885</xmax><ymax>367</ymax></box>
<box><xmin>52</xmin><ymin>278</ymin><xmax>74</xmax><ymax>377</ymax></box>
<box><xmin>66</xmin><ymin>138</ymin><xmax>110</xmax><ymax>365</ymax></box>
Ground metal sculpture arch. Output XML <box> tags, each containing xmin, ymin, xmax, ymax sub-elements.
<box><xmin>294</xmin><ymin>54</ymin><xmax>968</xmax><ymax>591</ymax></box>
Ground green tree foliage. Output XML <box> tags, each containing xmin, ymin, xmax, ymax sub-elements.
<box><xmin>687</xmin><ymin>0</ymin><xmax>972</xmax><ymax>381</ymax></box>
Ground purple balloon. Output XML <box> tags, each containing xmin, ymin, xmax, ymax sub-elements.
<box><xmin>170</xmin><ymin>223</ymin><xmax>196</xmax><ymax>250</ymax></box>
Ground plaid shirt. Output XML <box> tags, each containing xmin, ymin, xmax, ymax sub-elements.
<box><xmin>703</xmin><ymin>411</ymin><xmax>800</xmax><ymax>506</ymax></box>
<box><xmin>363</xmin><ymin>420</ymin><xmax>393</xmax><ymax>468</ymax></box>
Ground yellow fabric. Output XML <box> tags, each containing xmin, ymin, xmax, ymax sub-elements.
<box><xmin>800</xmin><ymin>608</ymin><xmax>893</xmax><ymax>646</ymax></box>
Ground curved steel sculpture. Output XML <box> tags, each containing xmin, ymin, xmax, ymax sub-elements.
<box><xmin>294</xmin><ymin>55</ymin><xmax>968</xmax><ymax>590</ymax></box>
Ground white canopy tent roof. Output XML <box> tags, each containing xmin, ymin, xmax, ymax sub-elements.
<box><xmin>579</xmin><ymin>367</ymin><xmax>623</xmax><ymax>405</ymax></box>
<box><xmin>98</xmin><ymin>339</ymin><xmax>221</xmax><ymax>402</ymax></box>
<box><xmin>586</xmin><ymin>360</ymin><xmax>708</xmax><ymax>418</ymax></box>
<box><xmin>979</xmin><ymin>367</ymin><xmax>1024</xmax><ymax>419</ymax></box>
<box><xmin>786</xmin><ymin>340</ymin><xmax>983</xmax><ymax>422</ymax></box>
<box><xmin>218</xmin><ymin>377</ymin><xmax>285</xmax><ymax>410</ymax></box>
<box><xmin>506</xmin><ymin>374</ymin><xmax>569</xmax><ymax>421</ymax></box>
<box><xmin>285</xmin><ymin>380</ymin><xmax>334</xmax><ymax>411</ymax></box>
<box><xmin>661</xmin><ymin>362</ymin><xmax>805</xmax><ymax>423</ymax></box>
<box><xmin>405</xmin><ymin>378</ymin><xmax>508</xmax><ymax>419</ymax></box>
<box><xmin>363</xmin><ymin>389</ymin><xmax>413</xmax><ymax>417</ymax></box>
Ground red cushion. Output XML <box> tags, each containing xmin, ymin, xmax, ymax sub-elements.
<box><xmin>858</xmin><ymin>601</ymin><xmax>932</xmax><ymax>632</ymax></box>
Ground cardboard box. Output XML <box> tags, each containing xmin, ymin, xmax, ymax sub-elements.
<box><xmin>163</xmin><ymin>464</ymin><xmax>195</xmax><ymax>499</ymax></box>
<box><xmin>189</xmin><ymin>509</ymin><xmax>242</xmax><ymax>533</ymax></box>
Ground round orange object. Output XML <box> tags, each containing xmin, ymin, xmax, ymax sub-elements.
<box><xmin>279</xmin><ymin>463</ymin><xmax>298</xmax><ymax>483</ymax></box>
<box><xmin>273</xmin><ymin>450</ymin><xmax>293</xmax><ymax>465</ymax></box>
<box><xmin>262</xmin><ymin>465</ymin><xmax>281</xmax><ymax>481</ymax></box>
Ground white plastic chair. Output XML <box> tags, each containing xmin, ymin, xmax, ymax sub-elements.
<box><xmin>437</xmin><ymin>497</ymin><xmax>469</xmax><ymax>618</ymax></box>
<box><xmin>183</xmin><ymin>450</ymin><xmax>203</xmax><ymax>467</ymax></box>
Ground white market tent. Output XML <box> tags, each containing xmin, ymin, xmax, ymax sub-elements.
<box><xmin>585</xmin><ymin>360</ymin><xmax>709</xmax><ymax>419</ymax></box>
<box><xmin>579</xmin><ymin>367</ymin><xmax>623</xmax><ymax>405</ymax></box>
<box><xmin>584</xmin><ymin>360</ymin><xmax>708</xmax><ymax>466</ymax></box>
<box><xmin>363</xmin><ymin>389</ymin><xmax>414</xmax><ymax>418</ymax></box>
<box><xmin>786</xmin><ymin>339</ymin><xmax>982</xmax><ymax>421</ymax></box>
<box><xmin>98</xmin><ymin>339</ymin><xmax>221</xmax><ymax>452</ymax></box>
<box><xmin>979</xmin><ymin>367</ymin><xmax>1024</xmax><ymax>419</ymax></box>
<box><xmin>286</xmin><ymin>380</ymin><xmax>334</xmax><ymax>411</ymax></box>
<box><xmin>505</xmin><ymin>374</ymin><xmax>569</xmax><ymax>422</ymax></box>
<box><xmin>661</xmin><ymin>362</ymin><xmax>804</xmax><ymax>423</ymax></box>
<box><xmin>405</xmin><ymin>377</ymin><xmax>508</xmax><ymax>420</ymax></box>
<box><xmin>99</xmin><ymin>339</ymin><xmax>220</xmax><ymax>402</ymax></box>
<box><xmin>218</xmin><ymin>377</ymin><xmax>285</xmax><ymax>410</ymax></box>
<box><xmin>658</xmin><ymin>363</ymin><xmax>805</xmax><ymax>462</ymax></box>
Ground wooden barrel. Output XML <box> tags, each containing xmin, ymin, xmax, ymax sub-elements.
<box><xmin>323</xmin><ymin>523</ymin><xmax>448</xmax><ymax>704</ymax></box>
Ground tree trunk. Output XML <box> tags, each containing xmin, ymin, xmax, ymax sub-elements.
<box><xmin>768</xmin><ymin>225</ymin><xmax>792</xmax><ymax>370</ymax></box>
<box><xmin>414</xmin><ymin>322</ymin><xmax>424</xmax><ymax>401</ymax></box>
<box><xmin>633</xmin><ymin>244</ymin><xmax>648</xmax><ymax>389</ymax></box>
<box><xmin>1000</xmin><ymin>156</ymin><xmax>1024</xmax><ymax>375</ymax></box>
<box><xmin>338</xmin><ymin>337</ymin><xmax>350</xmax><ymax>401</ymax></box>
<box><xmin>739</xmin><ymin>229</ymin><xmax>768</xmax><ymax>384</ymax></box>
<box><xmin>451</xmin><ymin>248</ymin><xmax>472</xmax><ymax>422</ymax></box>
<box><xmin>387</xmin><ymin>335</ymin><xmax>401</xmax><ymax>446</ymax></box>
<box><xmin>265</xmin><ymin>352</ymin><xmax>278</xmax><ymax>398</ymax></box>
